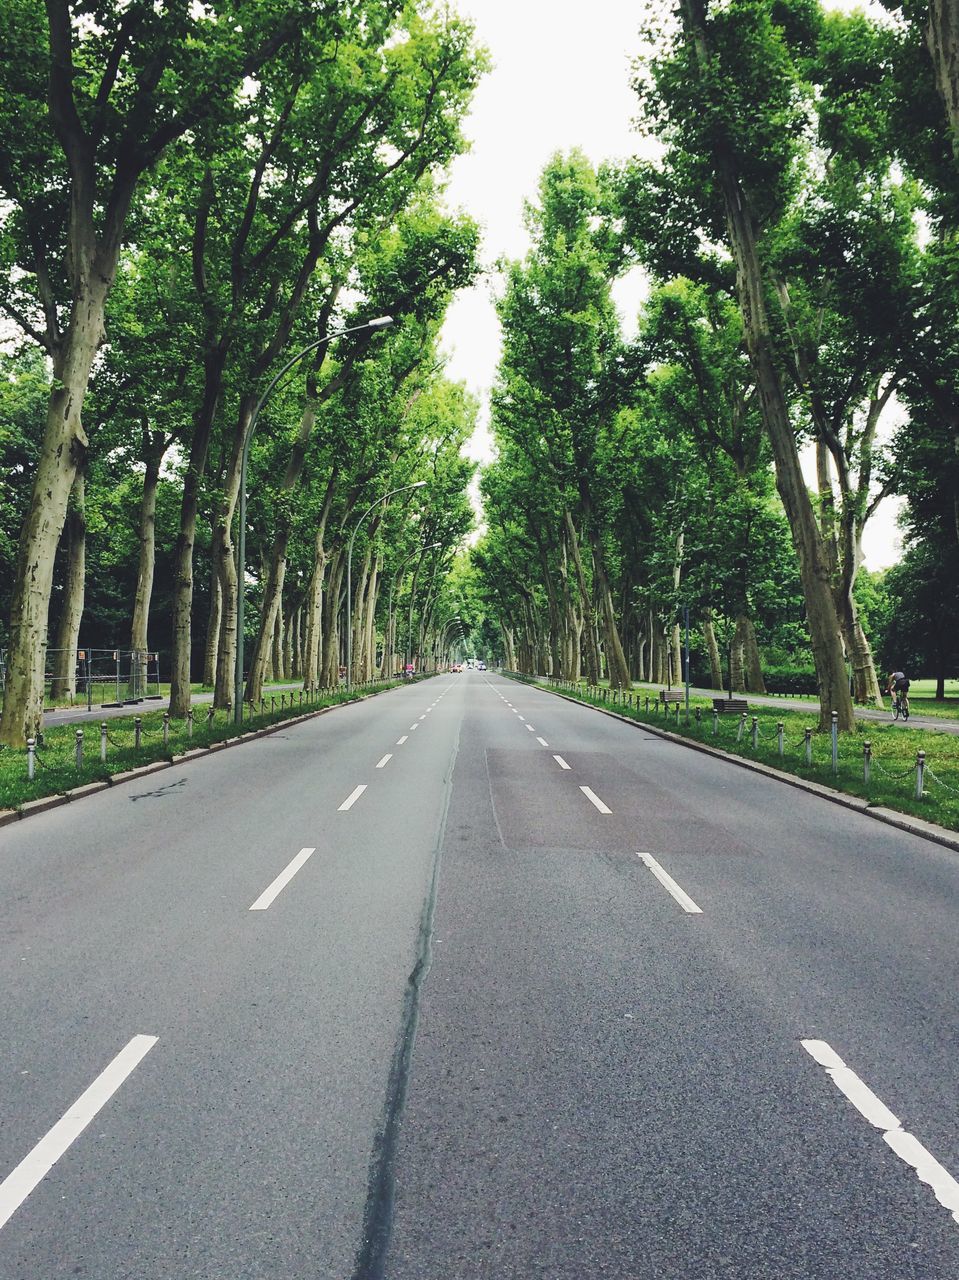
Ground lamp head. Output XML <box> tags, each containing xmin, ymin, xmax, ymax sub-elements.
<box><xmin>368</xmin><ymin>315</ymin><xmax>394</xmax><ymax>328</ymax></box>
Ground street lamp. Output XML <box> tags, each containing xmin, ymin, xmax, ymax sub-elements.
<box><xmin>234</xmin><ymin>315</ymin><xmax>393</xmax><ymax>722</ymax></box>
<box><xmin>347</xmin><ymin>480</ymin><xmax>427</xmax><ymax>689</ymax></box>
<box><xmin>386</xmin><ymin>542</ymin><xmax>441</xmax><ymax>677</ymax></box>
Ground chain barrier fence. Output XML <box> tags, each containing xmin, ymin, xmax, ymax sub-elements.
<box><xmin>11</xmin><ymin>673</ymin><xmax>416</xmax><ymax>786</ymax></box>
<box><xmin>500</xmin><ymin>672</ymin><xmax>957</xmax><ymax>819</ymax></box>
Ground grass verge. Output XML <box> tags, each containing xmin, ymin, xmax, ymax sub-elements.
<box><xmin>0</xmin><ymin>677</ymin><xmax>423</xmax><ymax>814</ymax></box>
<box><xmin>509</xmin><ymin>675</ymin><xmax>959</xmax><ymax>833</ymax></box>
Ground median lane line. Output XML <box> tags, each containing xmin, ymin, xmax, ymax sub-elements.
<box><xmin>580</xmin><ymin>786</ymin><xmax>612</xmax><ymax>814</ymax></box>
<box><xmin>801</xmin><ymin>1039</ymin><xmax>959</xmax><ymax>1226</ymax></box>
<box><xmin>637</xmin><ymin>853</ymin><xmax>703</xmax><ymax>914</ymax></box>
<box><xmin>250</xmin><ymin>847</ymin><xmax>317</xmax><ymax>911</ymax></box>
<box><xmin>376</xmin><ymin>754</ymin><xmax>392</xmax><ymax>769</ymax></box>
<box><xmin>410</xmin><ymin>723</ymin><xmax>420</xmax><ymax>731</ymax></box>
<box><xmin>0</xmin><ymin>1035</ymin><xmax>158</xmax><ymax>1233</ymax></box>
<box><xmin>397</xmin><ymin>735</ymin><xmax>409</xmax><ymax>745</ymax></box>
<box><xmin>537</xmin><ymin>737</ymin><xmax>549</xmax><ymax>747</ymax></box>
<box><xmin>553</xmin><ymin>755</ymin><xmax>571</xmax><ymax>770</ymax></box>
<box><xmin>526</xmin><ymin>724</ymin><xmax>535</xmax><ymax>731</ymax></box>
<box><xmin>338</xmin><ymin>785</ymin><xmax>368</xmax><ymax>811</ymax></box>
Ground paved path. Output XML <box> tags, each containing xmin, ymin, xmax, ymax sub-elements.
<box><xmin>1</xmin><ymin>672</ymin><xmax>957</xmax><ymax>1277</ymax></box>
<box><xmin>630</xmin><ymin>679</ymin><xmax>959</xmax><ymax>735</ymax></box>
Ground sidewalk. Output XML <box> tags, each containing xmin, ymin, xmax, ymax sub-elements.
<box><xmin>630</xmin><ymin>680</ymin><xmax>959</xmax><ymax>737</ymax></box>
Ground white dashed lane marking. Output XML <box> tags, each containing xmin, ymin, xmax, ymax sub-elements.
<box><xmin>338</xmin><ymin>785</ymin><xmax>367</xmax><ymax>811</ymax></box>
<box><xmin>580</xmin><ymin>786</ymin><xmax>611</xmax><ymax>815</ymax></box>
<box><xmin>637</xmin><ymin>853</ymin><xmax>702</xmax><ymax>914</ymax></box>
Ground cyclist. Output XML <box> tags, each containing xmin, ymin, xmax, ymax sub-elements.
<box><xmin>887</xmin><ymin>669</ymin><xmax>910</xmax><ymax>718</ymax></box>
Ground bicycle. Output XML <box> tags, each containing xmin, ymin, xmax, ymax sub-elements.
<box><xmin>891</xmin><ymin>690</ymin><xmax>910</xmax><ymax>721</ymax></box>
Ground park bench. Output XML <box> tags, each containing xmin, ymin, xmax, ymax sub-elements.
<box><xmin>712</xmin><ymin>697</ymin><xmax>749</xmax><ymax>714</ymax></box>
<box><xmin>659</xmin><ymin>689</ymin><xmax>684</xmax><ymax>706</ymax></box>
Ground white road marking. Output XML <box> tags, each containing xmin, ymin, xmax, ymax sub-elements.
<box><xmin>580</xmin><ymin>786</ymin><xmax>612</xmax><ymax>814</ymax></box>
<box><xmin>397</xmin><ymin>735</ymin><xmax>408</xmax><ymax>745</ymax></box>
<box><xmin>418</xmin><ymin>715</ymin><xmax>426</xmax><ymax>720</ymax></box>
<box><xmin>250</xmin><ymin>847</ymin><xmax>317</xmax><ymax>910</ymax></box>
<box><xmin>0</xmin><ymin>1034</ymin><xmax>158</xmax><ymax>1232</ymax></box>
<box><xmin>338</xmin><ymin>785</ymin><xmax>367</xmax><ymax>811</ymax></box>
<box><xmin>554</xmin><ymin>755</ymin><xmax>571</xmax><ymax>770</ymax></box>
<box><xmin>517</xmin><ymin>715</ymin><xmax>525</xmax><ymax>720</ymax></box>
<box><xmin>526</xmin><ymin>724</ymin><xmax>535</xmax><ymax>732</ymax></box>
<box><xmin>537</xmin><ymin>737</ymin><xmax>549</xmax><ymax>747</ymax></box>
<box><xmin>637</xmin><ymin>853</ymin><xmax>703</xmax><ymax>914</ymax></box>
<box><xmin>410</xmin><ymin>723</ymin><xmax>419</xmax><ymax>731</ymax></box>
<box><xmin>376</xmin><ymin>754</ymin><xmax>392</xmax><ymax>769</ymax></box>
<box><xmin>801</xmin><ymin>1039</ymin><xmax>959</xmax><ymax>1225</ymax></box>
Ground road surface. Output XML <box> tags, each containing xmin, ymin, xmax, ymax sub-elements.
<box><xmin>1</xmin><ymin>672</ymin><xmax>957</xmax><ymax>1277</ymax></box>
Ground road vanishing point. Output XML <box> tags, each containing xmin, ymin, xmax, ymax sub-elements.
<box><xmin>1</xmin><ymin>671</ymin><xmax>958</xmax><ymax>1278</ymax></box>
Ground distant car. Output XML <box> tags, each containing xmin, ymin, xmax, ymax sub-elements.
<box><xmin>477</xmin><ymin>661</ymin><xmax>487</xmax><ymax>671</ymax></box>
<box><xmin>451</xmin><ymin>663</ymin><xmax>462</xmax><ymax>672</ymax></box>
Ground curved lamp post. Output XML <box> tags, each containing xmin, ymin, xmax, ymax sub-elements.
<box><xmin>347</xmin><ymin>480</ymin><xmax>427</xmax><ymax>689</ymax></box>
<box><xmin>386</xmin><ymin>542</ymin><xmax>441</xmax><ymax>677</ymax></box>
<box><xmin>234</xmin><ymin>315</ymin><xmax>393</xmax><ymax>722</ymax></box>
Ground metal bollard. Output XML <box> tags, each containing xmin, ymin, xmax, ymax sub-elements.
<box><xmin>187</xmin><ymin>709</ymin><xmax>194</xmax><ymax>738</ymax></box>
<box><xmin>863</xmin><ymin>741</ymin><xmax>871</xmax><ymax>786</ymax></box>
<box><xmin>75</xmin><ymin>729</ymin><xmax>83</xmax><ymax>769</ymax></box>
<box><xmin>226</xmin><ymin>701</ymin><xmax>232</xmax><ymax>723</ymax></box>
<box><xmin>712</xmin><ymin>709</ymin><xmax>719</xmax><ymax>735</ymax></box>
<box><xmin>27</xmin><ymin>737</ymin><xmax>36</xmax><ymax>780</ymax></box>
<box><xmin>645</xmin><ymin>696</ymin><xmax>650</xmax><ymax>714</ymax></box>
<box><xmin>777</xmin><ymin>722</ymin><xmax>784</xmax><ymax>757</ymax></box>
<box><xmin>163</xmin><ymin>713</ymin><xmax>169</xmax><ymax>748</ymax></box>
<box><xmin>271</xmin><ymin>696</ymin><xmax>276</xmax><ymax>715</ymax></box>
<box><xmin>804</xmin><ymin>727</ymin><xmax>812</xmax><ymax>765</ymax></box>
<box><xmin>101</xmin><ymin>721</ymin><xmax>108</xmax><ymax>762</ymax></box>
<box><xmin>695</xmin><ymin>707</ymin><xmax>702</xmax><ymax>725</ymax></box>
<box><xmin>299</xmin><ymin>691</ymin><xmax>303</xmax><ymax>709</ymax></box>
<box><xmin>207</xmin><ymin>706</ymin><xmax>214</xmax><ymax>727</ymax></box>
<box><xmin>916</xmin><ymin>750</ymin><xmax>926</xmax><ymax>799</ymax></box>
<box><xmin>281</xmin><ymin>693</ymin><xmax>286</xmax><ymax>710</ymax></box>
<box><xmin>135</xmin><ymin>717</ymin><xmax>142</xmax><ymax>749</ymax></box>
<box><xmin>737</xmin><ymin>712</ymin><xmax>746</xmax><ymax>741</ymax></box>
<box><xmin>831</xmin><ymin>711</ymin><xmax>838</xmax><ymax>775</ymax></box>
<box><xmin>751</xmin><ymin>716</ymin><xmax>758</xmax><ymax>749</ymax></box>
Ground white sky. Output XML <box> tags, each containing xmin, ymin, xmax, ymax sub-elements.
<box><xmin>439</xmin><ymin>0</ymin><xmax>903</xmax><ymax>570</ymax></box>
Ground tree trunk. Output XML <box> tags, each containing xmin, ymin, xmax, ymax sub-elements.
<box><xmin>730</xmin><ymin>620</ymin><xmax>746</xmax><ymax>694</ymax></box>
<box><xmin>679</xmin><ymin>0</ymin><xmax>854</xmax><ymax>732</ymax></box>
<box><xmin>169</xmin><ymin>347</ymin><xmax>228</xmax><ymax>718</ymax></box>
<box><xmin>587</xmin><ymin>520</ymin><xmax>631</xmax><ymax>689</ymax></box>
<box><xmin>738</xmin><ymin>615</ymin><xmax>766</xmax><ymax>694</ymax></box>
<box><xmin>563</xmin><ymin>508</ymin><xmax>600</xmax><ymax>683</ymax></box>
<box><xmin>202</xmin><ymin>577</ymin><xmax>221</xmax><ymax>689</ymax></box>
<box><xmin>321</xmin><ymin>552</ymin><xmax>345</xmax><ymax>687</ymax></box>
<box><xmin>703</xmin><ymin>609</ymin><xmax>724</xmax><ymax>689</ymax></box>
<box><xmin>0</xmin><ymin>280</ymin><xmax>106</xmax><ymax>745</ymax></box>
<box><xmin>49</xmin><ymin>470</ymin><xmax>87</xmax><ymax>703</ymax></box>
<box><xmin>130</xmin><ymin>440</ymin><xmax>162</xmax><ymax>697</ymax></box>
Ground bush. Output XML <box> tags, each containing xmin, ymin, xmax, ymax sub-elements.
<box><xmin>761</xmin><ymin>666</ymin><xmax>819</xmax><ymax>696</ymax></box>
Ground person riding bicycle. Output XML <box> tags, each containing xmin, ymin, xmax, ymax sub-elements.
<box><xmin>887</xmin><ymin>669</ymin><xmax>910</xmax><ymax>714</ymax></box>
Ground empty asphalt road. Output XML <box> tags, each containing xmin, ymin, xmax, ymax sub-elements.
<box><xmin>1</xmin><ymin>672</ymin><xmax>957</xmax><ymax>1278</ymax></box>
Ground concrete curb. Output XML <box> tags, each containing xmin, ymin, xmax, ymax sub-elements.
<box><xmin>513</xmin><ymin>679</ymin><xmax>959</xmax><ymax>857</ymax></box>
<box><xmin>6</xmin><ymin>681</ymin><xmax>428</xmax><ymax>826</ymax></box>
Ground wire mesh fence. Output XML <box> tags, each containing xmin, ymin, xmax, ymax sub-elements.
<box><xmin>0</xmin><ymin>647</ymin><xmax>163</xmax><ymax>710</ymax></box>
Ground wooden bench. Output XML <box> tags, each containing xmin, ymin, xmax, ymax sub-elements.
<box><xmin>659</xmin><ymin>690</ymin><xmax>684</xmax><ymax>705</ymax></box>
<box><xmin>712</xmin><ymin>697</ymin><xmax>748</xmax><ymax>714</ymax></box>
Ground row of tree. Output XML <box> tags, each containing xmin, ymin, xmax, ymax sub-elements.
<box><xmin>0</xmin><ymin>1</ymin><xmax>487</xmax><ymax>746</ymax></box>
<box><xmin>472</xmin><ymin>0</ymin><xmax>959</xmax><ymax>730</ymax></box>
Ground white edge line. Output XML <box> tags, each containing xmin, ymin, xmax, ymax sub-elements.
<box><xmin>250</xmin><ymin>846</ymin><xmax>317</xmax><ymax>911</ymax></box>
<box><xmin>801</xmin><ymin>1039</ymin><xmax>959</xmax><ymax>1225</ymax></box>
<box><xmin>375</xmin><ymin>754</ymin><xmax>392</xmax><ymax>769</ymax></box>
<box><xmin>580</xmin><ymin>785</ymin><xmax>612</xmax><ymax>815</ymax></box>
<box><xmin>0</xmin><ymin>1035</ymin><xmax>158</xmax><ymax>1232</ymax></box>
<box><xmin>536</xmin><ymin>737</ymin><xmax>549</xmax><ymax>747</ymax></box>
<box><xmin>396</xmin><ymin>735</ymin><xmax>408</xmax><ymax>745</ymax></box>
<box><xmin>553</xmin><ymin>755</ymin><xmax>571</xmax><ymax>770</ymax></box>
<box><xmin>338</xmin><ymin>784</ymin><xmax>367</xmax><ymax>811</ymax></box>
<box><xmin>637</xmin><ymin>853</ymin><xmax>703</xmax><ymax>914</ymax></box>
